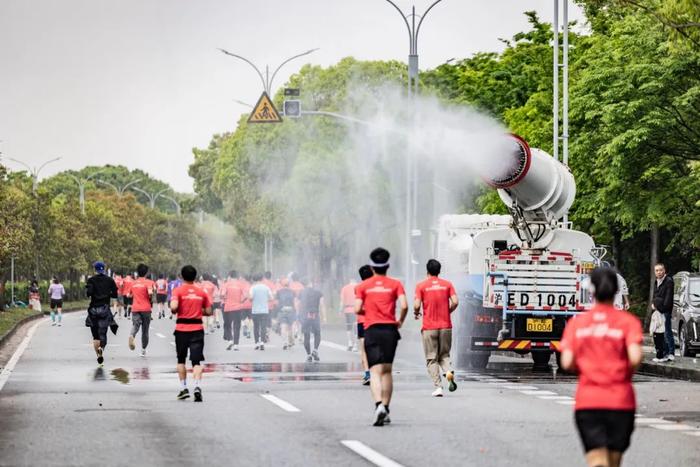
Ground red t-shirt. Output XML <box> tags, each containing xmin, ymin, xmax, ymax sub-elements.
<box><xmin>560</xmin><ymin>303</ymin><xmax>643</xmax><ymax>411</ymax></box>
<box><xmin>355</xmin><ymin>275</ymin><xmax>405</xmax><ymax>330</ymax></box>
<box><xmin>122</xmin><ymin>276</ymin><xmax>134</xmax><ymax>297</ymax></box>
<box><xmin>415</xmin><ymin>276</ymin><xmax>456</xmax><ymax>331</ymax></box>
<box><xmin>130</xmin><ymin>278</ymin><xmax>155</xmax><ymax>312</ymax></box>
<box><xmin>201</xmin><ymin>280</ymin><xmax>217</xmax><ymax>304</ymax></box>
<box><xmin>240</xmin><ymin>279</ymin><xmax>252</xmax><ymax>309</ymax></box>
<box><xmin>115</xmin><ymin>276</ymin><xmax>124</xmax><ymax>296</ymax></box>
<box><xmin>155</xmin><ymin>278</ymin><xmax>168</xmax><ymax>295</ymax></box>
<box><xmin>340</xmin><ymin>283</ymin><xmax>356</xmax><ymax>313</ymax></box>
<box><xmin>222</xmin><ymin>279</ymin><xmax>245</xmax><ymax>312</ymax></box>
<box><xmin>172</xmin><ymin>284</ymin><xmax>211</xmax><ymax>332</ymax></box>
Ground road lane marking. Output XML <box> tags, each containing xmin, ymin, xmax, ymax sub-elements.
<box><xmin>538</xmin><ymin>395</ymin><xmax>572</xmax><ymax>400</ymax></box>
<box><xmin>502</xmin><ymin>385</ymin><xmax>538</xmax><ymax>390</ymax></box>
<box><xmin>556</xmin><ymin>400</ymin><xmax>575</xmax><ymax>405</ymax></box>
<box><xmin>341</xmin><ymin>440</ymin><xmax>404</xmax><ymax>467</ymax></box>
<box><xmin>261</xmin><ymin>394</ymin><xmax>301</xmax><ymax>412</ymax></box>
<box><xmin>650</xmin><ymin>424</ymin><xmax>696</xmax><ymax>431</ymax></box>
<box><xmin>156</xmin><ymin>333</ymin><xmax>166</xmax><ymax>338</ymax></box>
<box><xmin>520</xmin><ymin>390</ymin><xmax>557</xmax><ymax>396</ymax></box>
<box><xmin>169</xmin><ymin>342</ymin><xmax>175</xmax><ymax>346</ymax></box>
<box><xmin>321</xmin><ymin>341</ymin><xmax>350</xmax><ymax>351</ymax></box>
<box><xmin>636</xmin><ymin>418</ymin><xmax>671</xmax><ymax>424</ymax></box>
<box><xmin>683</xmin><ymin>431</ymin><xmax>700</xmax><ymax>436</ymax></box>
<box><xmin>0</xmin><ymin>321</ymin><xmax>42</xmax><ymax>392</ymax></box>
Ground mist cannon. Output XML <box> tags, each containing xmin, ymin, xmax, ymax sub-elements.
<box><xmin>485</xmin><ymin>134</ymin><xmax>575</xmax><ymax>225</ymax></box>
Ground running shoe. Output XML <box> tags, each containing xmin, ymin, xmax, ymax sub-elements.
<box><xmin>362</xmin><ymin>373</ymin><xmax>371</xmax><ymax>386</ymax></box>
<box><xmin>128</xmin><ymin>335</ymin><xmax>135</xmax><ymax>351</ymax></box>
<box><xmin>226</xmin><ymin>341</ymin><xmax>234</xmax><ymax>351</ymax></box>
<box><xmin>260</xmin><ymin>344</ymin><xmax>265</xmax><ymax>351</ymax></box>
<box><xmin>233</xmin><ymin>345</ymin><xmax>239</xmax><ymax>351</ymax></box>
<box><xmin>194</xmin><ymin>387</ymin><xmax>203</xmax><ymax>402</ymax></box>
<box><xmin>384</xmin><ymin>414</ymin><xmax>391</xmax><ymax>424</ymax></box>
<box><xmin>140</xmin><ymin>349</ymin><xmax>146</xmax><ymax>357</ymax></box>
<box><xmin>446</xmin><ymin>371</ymin><xmax>457</xmax><ymax>392</ymax></box>
<box><xmin>57</xmin><ymin>323</ymin><xmax>62</xmax><ymax>327</ymax></box>
<box><xmin>254</xmin><ymin>344</ymin><xmax>260</xmax><ymax>350</ymax></box>
<box><xmin>216</xmin><ymin>323</ymin><xmax>221</xmax><ymax>329</ymax></box>
<box><xmin>283</xmin><ymin>344</ymin><xmax>288</xmax><ymax>350</ymax></box>
<box><xmin>347</xmin><ymin>344</ymin><xmax>353</xmax><ymax>351</ymax></box>
<box><xmin>306</xmin><ymin>355</ymin><xmax>313</xmax><ymax>363</ymax></box>
<box><xmin>373</xmin><ymin>404</ymin><xmax>387</xmax><ymax>427</ymax></box>
<box><xmin>177</xmin><ymin>388</ymin><xmax>190</xmax><ymax>400</ymax></box>
<box><xmin>432</xmin><ymin>387</ymin><xmax>444</xmax><ymax>397</ymax></box>
<box><xmin>312</xmin><ymin>350</ymin><xmax>319</xmax><ymax>362</ymax></box>
<box><xmin>667</xmin><ymin>354</ymin><xmax>676</xmax><ymax>361</ymax></box>
<box><xmin>96</xmin><ymin>347</ymin><xmax>104</xmax><ymax>365</ymax></box>
<box><xmin>352</xmin><ymin>344</ymin><xmax>358</xmax><ymax>353</ymax></box>
<box><xmin>51</xmin><ymin>322</ymin><xmax>56</xmax><ymax>327</ymax></box>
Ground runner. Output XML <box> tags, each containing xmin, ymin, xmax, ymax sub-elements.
<box><xmin>239</xmin><ymin>274</ymin><xmax>253</xmax><ymax>339</ymax></box>
<box><xmin>248</xmin><ymin>274</ymin><xmax>273</xmax><ymax>350</ymax></box>
<box><xmin>85</xmin><ymin>261</ymin><xmax>118</xmax><ymax>366</ymax></box>
<box><xmin>299</xmin><ymin>278</ymin><xmax>326</xmax><ymax>362</ymax></box>
<box><xmin>221</xmin><ymin>270</ymin><xmax>245</xmax><ymax>350</ymax></box>
<box><xmin>200</xmin><ymin>273</ymin><xmax>218</xmax><ymax>334</ymax></box>
<box><xmin>339</xmin><ymin>278</ymin><xmax>358</xmax><ymax>351</ymax></box>
<box><xmin>170</xmin><ymin>265</ymin><xmax>212</xmax><ymax>402</ymax></box>
<box><xmin>128</xmin><ymin>264</ymin><xmax>155</xmax><ymax>357</ymax></box>
<box><xmin>166</xmin><ymin>274</ymin><xmax>182</xmax><ymax>319</ymax></box>
<box><xmin>212</xmin><ymin>274</ymin><xmax>223</xmax><ymax>330</ymax></box>
<box><xmin>357</xmin><ymin>265</ymin><xmax>374</xmax><ymax>385</ymax></box>
<box><xmin>48</xmin><ymin>278</ymin><xmax>66</xmax><ymax>327</ymax></box>
<box><xmin>276</xmin><ymin>278</ymin><xmax>296</xmax><ymax>350</ymax></box>
<box><xmin>560</xmin><ymin>267</ymin><xmax>643</xmax><ymax>467</ymax></box>
<box><xmin>414</xmin><ymin>259</ymin><xmax>459</xmax><ymax>397</ymax></box>
<box><xmin>354</xmin><ymin>247</ymin><xmax>408</xmax><ymax>427</ymax></box>
<box><xmin>155</xmin><ymin>274</ymin><xmax>169</xmax><ymax>319</ymax></box>
<box><xmin>262</xmin><ymin>271</ymin><xmax>278</xmax><ymax>339</ymax></box>
<box><xmin>122</xmin><ymin>273</ymin><xmax>135</xmax><ymax>319</ymax></box>
<box><xmin>289</xmin><ymin>273</ymin><xmax>305</xmax><ymax>343</ymax></box>
<box><xmin>113</xmin><ymin>272</ymin><xmax>123</xmax><ymax>316</ymax></box>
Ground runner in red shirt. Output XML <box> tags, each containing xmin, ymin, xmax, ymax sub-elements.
<box><xmin>340</xmin><ymin>278</ymin><xmax>358</xmax><ymax>351</ymax></box>
<box><xmin>354</xmin><ymin>248</ymin><xmax>408</xmax><ymax>427</ymax></box>
<box><xmin>356</xmin><ymin>265</ymin><xmax>374</xmax><ymax>385</ymax></box>
<box><xmin>414</xmin><ymin>259</ymin><xmax>459</xmax><ymax>397</ymax></box>
<box><xmin>560</xmin><ymin>267</ymin><xmax>643</xmax><ymax>467</ymax></box>
<box><xmin>221</xmin><ymin>270</ymin><xmax>246</xmax><ymax>350</ymax></box>
<box><xmin>171</xmin><ymin>265</ymin><xmax>212</xmax><ymax>402</ymax></box>
<box><xmin>200</xmin><ymin>273</ymin><xmax>218</xmax><ymax>334</ymax></box>
<box><xmin>112</xmin><ymin>273</ymin><xmax>123</xmax><ymax>316</ymax></box>
<box><xmin>128</xmin><ymin>264</ymin><xmax>155</xmax><ymax>357</ymax></box>
<box><xmin>154</xmin><ymin>274</ymin><xmax>168</xmax><ymax>319</ymax></box>
<box><xmin>122</xmin><ymin>273</ymin><xmax>135</xmax><ymax>318</ymax></box>
<box><xmin>289</xmin><ymin>273</ymin><xmax>305</xmax><ymax>342</ymax></box>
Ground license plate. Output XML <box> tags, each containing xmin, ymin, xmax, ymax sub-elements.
<box><xmin>527</xmin><ymin>318</ymin><xmax>553</xmax><ymax>332</ymax></box>
<box><xmin>492</xmin><ymin>292</ymin><xmax>577</xmax><ymax>309</ymax></box>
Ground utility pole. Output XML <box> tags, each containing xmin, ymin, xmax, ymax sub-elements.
<box><xmin>95</xmin><ymin>178</ymin><xmax>142</xmax><ymax>197</ymax></box>
<box><xmin>552</xmin><ymin>0</ymin><xmax>570</xmax><ymax>225</ymax></box>
<box><xmin>130</xmin><ymin>186</ymin><xmax>170</xmax><ymax>209</ymax></box>
<box><xmin>67</xmin><ymin>170</ymin><xmax>105</xmax><ymax>215</ymax></box>
<box><xmin>7</xmin><ymin>156</ymin><xmax>61</xmax><ymax>195</ymax></box>
<box><xmin>382</xmin><ymin>0</ymin><xmax>445</xmax><ymax>289</ymax></box>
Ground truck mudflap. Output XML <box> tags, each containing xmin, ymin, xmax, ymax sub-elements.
<box><xmin>472</xmin><ymin>339</ymin><xmax>562</xmax><ymax>351</ymax></box>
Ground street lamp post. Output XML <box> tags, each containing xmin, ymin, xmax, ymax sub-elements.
<box><xmin>218</xmin><ymin>48</ymin><xmax>319</xmax><ymax>96</ymax></box>
<box><xmin>96</xmin><ymin>178</ymin><xmax>142</xmax><ymax>197</ymax></box>
<box><xmin>130</xmin><ymin>186</ymin><xmax>170</xmax><ymax>209</ymax></box>
<box><xmin>67</xmin><ymin>170</ymin><xmax>105</xmax><ymax>215</ymax></box>
<box><xmin>381</xmin><ymin>0</ymin><xmax>445</xmax><ymax>289</ymax></box>
<box><xmin>7</xmin><ymin>156</ymin><xmax>61</xmax><ymax>195</ymax></box>
<box><xmin>159</xmin><ymin>194</ymin><xmax>182</xmax><ymax>216</ymax></box>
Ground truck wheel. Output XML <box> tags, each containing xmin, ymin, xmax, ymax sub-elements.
<box><xmin>470</xmin><ymin>352</ymin><xmax>490</xmax><ymax>370</ymax></box>
<box><xmin>680</xmin><ymin>325</ymin><xmax>696</xmax><ymax>358</ymax></box>
<box><xmin>532</xmin><ymin>351</ymin><xmax>552</xmax><ymax>369</ymax></box>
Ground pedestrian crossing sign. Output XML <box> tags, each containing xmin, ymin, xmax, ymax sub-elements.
<box><xmin>247</xmin><ymin>92</ymin><xmax>283</xmax><ymax>123</ymax></box>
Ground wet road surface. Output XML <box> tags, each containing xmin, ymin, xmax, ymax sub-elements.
<box><xmin>0</xmin><ymin>312</ymin><xmax>699</xmax><ymax>466</ymax></box>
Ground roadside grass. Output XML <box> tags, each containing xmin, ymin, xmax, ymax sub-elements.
<box><xmin>0</xmin><ymin>301</ymin><xmax>89</xmax><ymax>337</ymax></box>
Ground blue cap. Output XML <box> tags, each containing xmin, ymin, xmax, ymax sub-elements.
<box><xmin>94</xmin><ymin>261</ymin><xmax>106</xmax><ymax>272</ymax></box>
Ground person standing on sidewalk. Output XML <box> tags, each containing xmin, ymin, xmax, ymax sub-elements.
<box><xmin>652</xmin><ymin>263</ymin><xmax>675</xmax><ymax>361</ymax></box>
<box><xmin>128</xmin><ymin>264</ymin><xmax>155</xmax><ymax>357</ymax></box>
<box><xmin>170</xmin><ymin>265</ymin><xmax>212</xmax><ymax>402</ymax></box>
<box><xmin>340</xmin><ymin>278</ymin><xmax>358</xmax><ymax>351</ymax></box>
<box><xmin>28</xmin><ymin>280</ymin><xmax>41</xmax><ymax>312</ymax></box>
<box><xmin>355</xmin><ymin>247</ymin><xmax>408</xmax><ymax>427</ymax></box>
<box><xmin>86</xmin><ymin>261</ymin><xmax>118</xmax><ymax>366</ymax></box>
<box><xmin>48</xmin><ymin>278</ymin><xmax>66</xmax><ymax>327</ymax></box>
<box><xmin>249</xmin><ymin>274</ymin><xmax>272</xmax><ymax>350</ymax></box>
<box><xmin>560</xmin><ymin>267</ymin><xmax>643</xmax><ymax>467</ymax></box>
<box><xmin>299</xmin><ymin>279</ymin><xmax>326</xmax><ymax>362</ymax></box>
<box><xmin>414</xmin><ymin>259</ymin><xmax>459</xmax><ymax>397</ymax></box>
<box><xmin>649</xmin><ymin>308</ymin><xmax>667</xmax><ymax>362</ymax></box>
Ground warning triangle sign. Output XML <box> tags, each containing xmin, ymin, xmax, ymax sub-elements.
<box><xmin>247</xmin><ymin>92</ymin><xmax>283</xmax><ymax>123</ymax></box>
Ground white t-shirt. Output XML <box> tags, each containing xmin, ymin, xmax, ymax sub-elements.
<box><xmin>614</xmin><ymin>274</ymin><xmax>629</xmax><ymax>309</ymax></box>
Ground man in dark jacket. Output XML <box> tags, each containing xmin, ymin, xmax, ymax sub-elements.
<box><xmin>652</xmin><ymin>263</ymin><xmax>675</xmax><ymax>361</ymax></box>
<box><xmin>86</xmin><ymin>261</ymin><xmax>118</xmax><ymax>365</ymax></box>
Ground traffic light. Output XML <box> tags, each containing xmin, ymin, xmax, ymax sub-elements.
<box><xmin>283</xmin><ymin>100</ymin><xmax>301</xmax><ymax>118</ymax></box>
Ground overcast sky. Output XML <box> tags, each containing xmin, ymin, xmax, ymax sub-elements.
<box><xmin>0</xmin><ymin>0</ymin><xmax>584</xmax><ymax>192</ymax></box>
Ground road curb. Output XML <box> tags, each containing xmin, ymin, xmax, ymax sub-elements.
<box><xmin>639</xmin><ymin>360</ymin><xmax>700</xmax><ymax>382</ymax></box>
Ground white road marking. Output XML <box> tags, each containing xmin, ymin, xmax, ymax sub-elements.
<box><xmin>156</xmin><ymin>333</ymin><xmax>166</xmax><ymax>338</ymax></box>
<box><xmin>650</xmin><ymin>424</ymin><xmax>697</xmax><ymax>431</ymax></box>
<box><xmin>683</xmin><ymin>431</ymin><xmax>700</xmax><ymax>436</ymax></box>
<box><xmin>0</xmin><ymin>321</ymin><xmax>42</xmax><ymax>392</ymax></box>
<box><xmin>556</xmin><ymin>400</ymin><xmax>576</xmax><ymax>405</ymax></box>
<box><xmin>502</xmin><ymin>385</ymin><xmax>538</xmax><ymax>390</ymax></box>
<box><xmin>261</xmin><ymin>394</ymin><xmax>301</xmax><ymax>412</ymax></box>
<box><xmin>320</xmin><ymin>340</ymin><xmax>350</xmax><ymax>351</ymax></box>
<box><xmin>636</xmin><ymin>418</ymin><xmax>671</xmax><ymax>424</ymax></box>
<box><xmin>169</xmin><ymin>342</ymin><xmax>176</xmax><ymax>346</ymax></box>
<box><xmin>520</xmin><ymin>390</ymin><xmax>557</xmax><ymax>396</ymax></box>
<box><xmin>538</xmin><ymin>396</ymin><xmax>572</xmax><ymax>400</ymax></box>
<box><xmin>341</xmin><ymin>440</ymin><xmax>404</xmax><ymax>467</ymax></box>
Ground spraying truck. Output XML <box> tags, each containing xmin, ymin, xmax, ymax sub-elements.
<box><xmin>436</xmin><ymin>135</ymin><xmax>597</xmax><ymax>369</ymax></box>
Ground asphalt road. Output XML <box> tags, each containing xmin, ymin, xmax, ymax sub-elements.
<box><xmin>0</xmin><ymin>312</ymin><xmax>699</xmax><ymax>467</ymax></box>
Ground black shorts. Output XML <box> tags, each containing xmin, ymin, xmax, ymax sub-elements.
<box><xmin>279</xmin><ymin>307</ymin><xmax>295</xmax><ymax>325</ymax></box>
<box><xmin>212</xmin><ymin>302</ymin><xmax>221</xmax><ymax>311</ymax></box>
<box><xmin>174</xmin><ymin>330</ymin><xmax>205</xmax><ymax>365</ymax></box>
<box><xmin>50</xmin><ymin>299</ymin><xmax>63</xmax><ymax>310</ymax></box>
<box><xmin>123</xmin><ymin>296</ymin><xmax>133</xmax><ymax>306</ymax></box>
<box><xmin>241</xmin><ymin>309</ymin><xmax>252</xmax><ymax>320</ymax></box>
<box><xmin>364</xmin><ymin>324</ymin><xmax>400</xmax><ymax>368</ymax></box>
<box><xmin>357</xmin><ymin>322</ymin><xmax>365</xmax><ymax>339</ymax></box>
<box><xmin>575</xmin><ymin>409</ymin><xmax>635</xmax><ymax>453</ymax></box>
<box><xmin>156</xmin><ymin>294</ymin><xmax>167</xmax><ymax>304</ymax></box>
